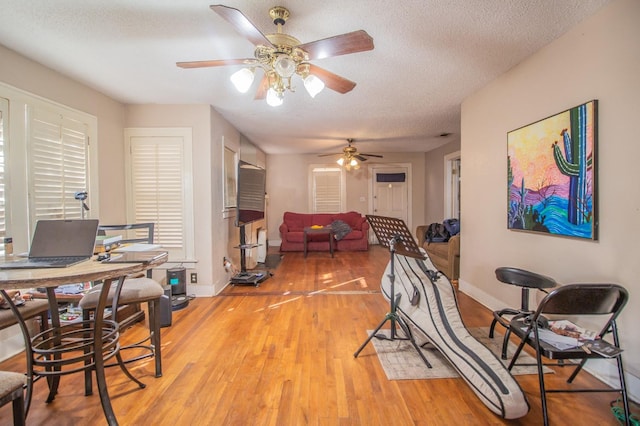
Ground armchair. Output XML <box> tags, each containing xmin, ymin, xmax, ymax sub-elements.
<box><xmin>415</xmin><ymin>225</ymin><xmax>460</xmax><ymax>281</ymax></box>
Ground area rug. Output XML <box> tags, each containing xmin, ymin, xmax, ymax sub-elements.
<box><xmin>369</xmin><ymin>327</ymin><xmax>553</xmax><ymax>380</ymax></box>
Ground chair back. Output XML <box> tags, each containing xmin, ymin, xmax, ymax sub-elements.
<box><xmin>98</xmin><ymin>223</ymin><xmax>155</xmax><ymax>244</ymax></box>
<box><xmin>537</xmin><ymin>283</ymin><xmax>628</xmax><ymax>316</ymax></box>
<box><xmin>98</xmin><ymin>223</ymin><xmax>156</xmax><ymax>278</ymax></box>
<box><xmin>535</xmin><ymin>283</ymin><xmax>628</xmax><ymax>337</ymax></box>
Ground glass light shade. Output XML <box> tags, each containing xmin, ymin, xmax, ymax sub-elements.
<box><xmin>304</xmin><ymin>74</ymin><xmax>325</xmax><ymax>98</ymax></box>
<box><xmin>274</xmin><ymin>54</ymin><xmax>296</xmax><ymax>78</ymax></box>
<box><xmin>336</xmin><ymin>157</ymin><xmax>345</xmax><ymax>166</ymax></box>
<box><xmin>350</xmin><ymin>158</ymin><xmax>358</xmax><ymax>167</ymax></box>
<box><xmin>230</xmin><ymin>68</ymin><xmax>255</xmax><ymax>93</ymax></box>
<box><xmin>266</xmin><ymin>88</ymin><xmax>284</xmax><ymax>107</ymax></box>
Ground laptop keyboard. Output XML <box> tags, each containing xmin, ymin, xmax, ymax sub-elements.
<box><xmin>30</xmin><ymin>256</ymin><xmax>86</xmax><ymax>265</ymax></box>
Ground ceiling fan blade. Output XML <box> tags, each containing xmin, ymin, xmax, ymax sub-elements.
<box><xmin>299</xmin><ymin>30</ymin><xmax>374</xmax><ymax>60</ymax></box>
<box><xmin>307</xmin><ymin>64</ymin><xmax>356</xmax><ymax>94</ymax></box>
<box><xmin>210</xmin><ymin>5</ymin><xmax>274</xmax><ymax>48</ymax></box>
<box><xmin>361</xmin><ymin>153</ymin><xmax>384</xmax><ymax>158</ymax></box>
<box><xmin>176</xmin><ymin>58</ymin><xmax>256</xmax><ymax>69</ymax></box>
<box><xmin>254</xmin><ymin>73</ymin><xmax>269</xmax><ymax>100</ymax></box>
<box><xmin>354</xmin><ymin>155</ymin><xmax>368</xmax><ymax>162</ymax></box>
<box><xmin>317</xmin><ymin>153</ymin><xmax>340</xmax><ymax>157</ymax></box>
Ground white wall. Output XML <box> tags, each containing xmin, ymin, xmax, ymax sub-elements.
<box><xmin>461</xmin><ymin>0</ymin><xmax>640</xmax><ymax>397</ymax></box>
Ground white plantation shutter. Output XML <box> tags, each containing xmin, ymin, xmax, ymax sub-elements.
<box><xmin>0</xmin><ymin>84</ymin><xmax>98</xmax><ymax>253</ymax></box>
<box><xmin>311</xmin><ymin>167</ymin><xmax>344</xmax><ymax>213</ymax></box>
<box><xmin>28</xmin><ymin>108</ymin><xmax>88</xmax><ymax>222</ymax></box>
<box><xmin>126</xmin><ymin>129</ymin><xmax>193</xmax><ymax>261</ymax></box>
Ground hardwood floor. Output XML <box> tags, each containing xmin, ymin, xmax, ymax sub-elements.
<box><xmin>0</xmin><ymin>245</ymin><xmax>632</xmax><ymax>425</ymax></box>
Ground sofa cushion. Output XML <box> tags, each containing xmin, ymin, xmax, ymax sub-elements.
<box><xmin>340</xmin><ymin>229</ymin><xmax>363</xmax><ymax>241</ymax></box>
<box><xmin>286</xmin><ymin>231</ymin><xmax>305</xmax><ymax>243</ymax></box>
<box><xmin>282</xmin><ymin>212</ymin><xmax>308</xmax><ymax>231</ymax></box>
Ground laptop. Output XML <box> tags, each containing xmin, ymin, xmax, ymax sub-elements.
<box><xmin>0</xmin><ymin>219</ymin><xmax>99</xmax><ymax>269</ymax></box>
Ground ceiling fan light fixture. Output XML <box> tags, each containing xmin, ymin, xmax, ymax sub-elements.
<box><xmin>304</xmin><ymin>74</ymin><xmax>325</xmax><ymax>98</ymax></box>
<box><xmin>273</xmin><ymin>54</ymin><xmax>297</xmax><ymax>78</ymax></box>
<box><xmin>266</xmin><ymin>87</ymin><xmax>284</xmax><ymax>107</ymax></box>
<box><xmin>230</xmin><ymin>68</ymin><xmax>255</xmax><ymax>93</ymax></box>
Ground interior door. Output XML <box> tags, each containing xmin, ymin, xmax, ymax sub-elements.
<box><xmin>371</xmin><ymin>166</ymin><xmax>409</xmax><ymax>243</ymax></box>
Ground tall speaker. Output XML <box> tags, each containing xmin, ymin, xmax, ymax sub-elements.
<box><xmin>167</xmin><ymin>267</ymin><xmax>186</xmax><ymax>295</ymax></box>
<box><xmin>167</xmin><ymin>267</ymin><xmax>189</xmax><ymax>311</ymax></box>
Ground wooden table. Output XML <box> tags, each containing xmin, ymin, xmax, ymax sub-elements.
<box><xmin>0</xmin><ymin>253</ymin><xmax>167</xmax><ymax>426</ymax></box>
<box><xmin>303</xmin><ymin>226</ymin><xmax>335</xmax><ymax>258</ymax></box>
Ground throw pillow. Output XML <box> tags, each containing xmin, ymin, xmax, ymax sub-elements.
<box><xmin>331</xmin><ymin>220</ymin><xmax>352</xmax><ymax>241</ymax></box>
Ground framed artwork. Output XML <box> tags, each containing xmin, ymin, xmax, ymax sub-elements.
<box><xmin>507</xmin><ymin>100</ymin><xmax>598</xmax><ymax>240</ymax></box>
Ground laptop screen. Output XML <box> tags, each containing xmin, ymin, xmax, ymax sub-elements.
<box><xmin>29</xmin><ymin>219</ymin><xmax>99</xmax><ymax>258</ymax></box>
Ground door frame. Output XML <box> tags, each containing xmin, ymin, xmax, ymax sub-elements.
<box><xmin>444</xmin><ymin>151</ymin><xmax>461</xmax><ymax>219</ymax></box>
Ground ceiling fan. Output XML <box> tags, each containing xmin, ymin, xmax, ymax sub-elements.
<box><xmin>176</xmin><ymin>5</ymin><xmax>374</xmax><ymax>106</ymax></box>
<box><xmin>318</xmin><ymin>139</ymin><xmax>383</xmax><ymax>169</ymax></box>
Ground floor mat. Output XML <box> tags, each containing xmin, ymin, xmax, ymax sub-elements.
<box><xmin>369</xmin><ymin>326</ymin><xmax>553</xmax><ymax>380</ymax></box>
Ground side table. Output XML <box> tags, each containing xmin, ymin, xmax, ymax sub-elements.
<box><xmin>303</xmin><ymin>226</ymin><xmax>335</xmax><ymax>258</ymax></box>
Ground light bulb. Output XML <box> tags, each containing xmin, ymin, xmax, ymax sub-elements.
<box><xmin>337</xmin><ymin>157</ymin><xmax>344</xmax><ymax>166</ymax></box>
<box><xmin>274</xmin><ymin>54</ymin><xmax>296</xmax><ymax>78</ymax></box>
<box><xmin>266</xmin><ymin>88</ymin><xmax>284</xmax><ymax>107</ymax></box>
<box><xmin>230</xmin><ymin>68</ymin><xmax>255</xmax><ymax>93</ymax></box>
<box><xmin>304</xmin><ymin>74</ymin><xmax>325</xmax><ymax>98</ymax></box>
<box><xmin>350</xmin><ymin>158</ymin><xmax>358</xmax><ymax>167</ymax></box>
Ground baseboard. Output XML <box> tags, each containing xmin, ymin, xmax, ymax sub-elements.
<box><xmin>459</xmin><ymin>277</ymin><xmax>640</xmax><ymax>404</ymax></box>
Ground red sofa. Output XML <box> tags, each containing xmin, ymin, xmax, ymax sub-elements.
<box><xmin>279</xmin><ymin>211</ymin><xmax>369</xmax><ymax>252</ymax></box>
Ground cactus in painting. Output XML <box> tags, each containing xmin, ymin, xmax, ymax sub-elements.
<box><xmin>551</xmin><ymin>104</ymin><xmax>593</xmax><ymax>225</ymax></box>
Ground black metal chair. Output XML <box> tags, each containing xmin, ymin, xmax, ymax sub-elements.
<box><xmin>80</xmin><ymin>223</ymin><xmax>164</xmax><ymax>395</ymax></box>
<box><xmin>489</xmin><ymin>267</ymin><xmax>557</xmax><ymax>359</ymax></box>
<box><xmin>507</xmin><ymin>283</ymin><xmax>630</xmax><ymax>426</ymax></box>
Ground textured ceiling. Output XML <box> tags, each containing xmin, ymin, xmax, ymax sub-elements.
<box><xmin>0</xmin><ymin>0</ymin><xmax>611</xmax><ymax>156</ymax></box>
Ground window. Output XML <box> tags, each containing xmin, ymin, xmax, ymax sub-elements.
<box><xmin>28</xmin><ymin>107</ymin><xmax>89</xmax><ymax>222</ymax></box>
<box><xmin>124</xmin><ymin>128</ymin><xmax>194</xmax><ymax>261</ymax></box>
<box><xmin>309</xmin><ymin>166</ymin><xmax>345</xmax><ymax>213</ymax></box>
<box><xmin>0</xmin><ymin>83</ymin><xmax>98</xmax><ymax>252</ymax></box>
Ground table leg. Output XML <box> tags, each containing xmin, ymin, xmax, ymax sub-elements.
<box><xmin>44</xmin><ymin>288</ymin><xmax>61</xmax><ymax>403</ymax></box>
<box><xmin>304</xmin><ymin>230</ymin><xmax>308</xmax><ymax>258</ymax></box>
<box><xmin>94</xmin><ymin>277</ymin><xmax>119</xmax><ymax>426</ymax></box>
<box><xmin>329</xmin><ymin>231</ymin><xmax>334</xmax><ymax>257</ymax></box>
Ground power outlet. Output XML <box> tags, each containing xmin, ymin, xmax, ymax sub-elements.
<box><xmin>190</xmin><ymin>273</ymin><xmax>198</xmax><ymax>284</ymax></box>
